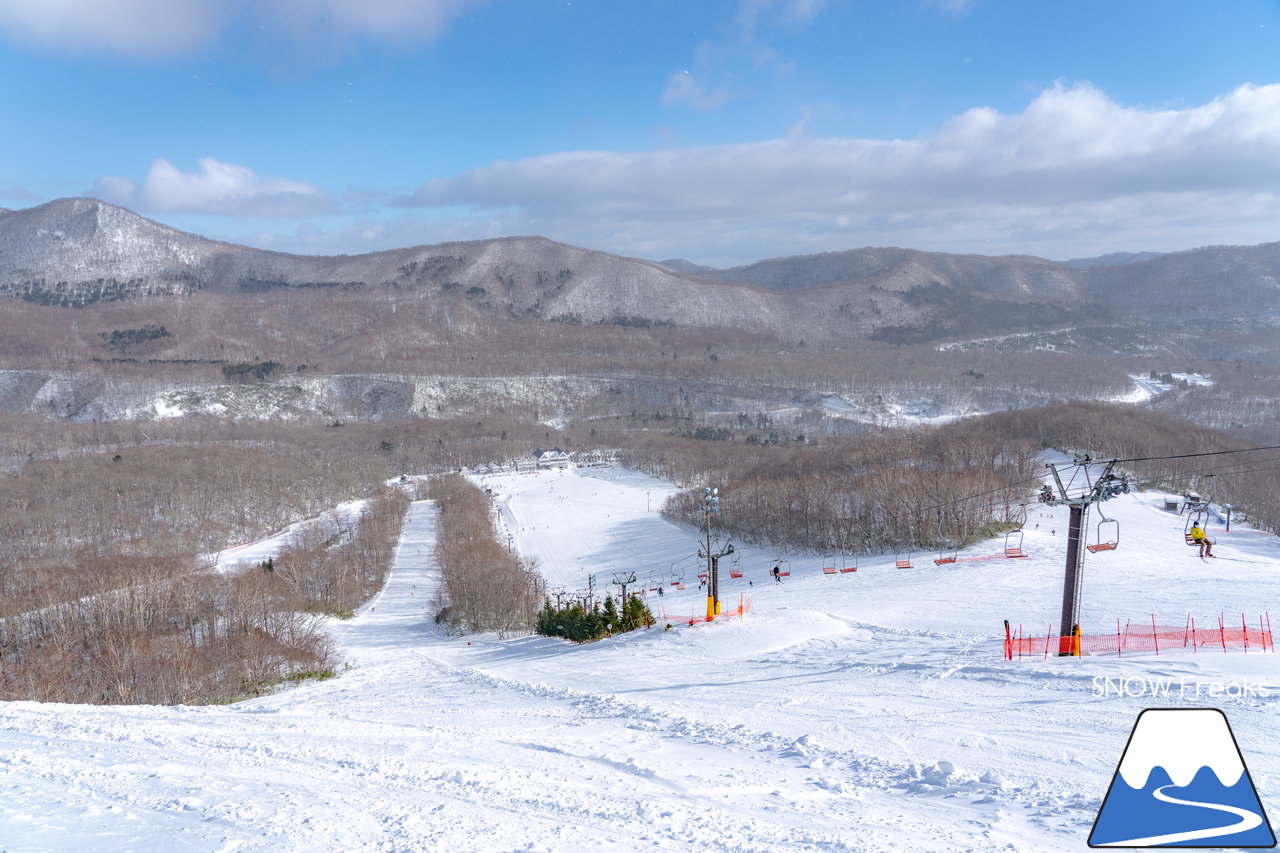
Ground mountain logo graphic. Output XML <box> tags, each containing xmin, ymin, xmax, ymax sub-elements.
<box><xmin>1090</xmin><ymin>708</ymin><xmax>1276</xmax><ymax>848</ymax></box>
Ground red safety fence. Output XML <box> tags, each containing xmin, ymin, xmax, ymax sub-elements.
<box><xmin>656</xmin><ymin>594</ymin><xmax>754</xmax><ymax>628</ymax></box>
<box><xmin>1004</xmin><ymin>613</ymin><xmax>1274</xmax><ymax>659</ymax></box>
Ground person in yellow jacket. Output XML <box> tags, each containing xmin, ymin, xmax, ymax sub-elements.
<box><xmin>1189</xmin><ymin>523</ymin><xmax>1215</xmax><ymax>558</ymax></box>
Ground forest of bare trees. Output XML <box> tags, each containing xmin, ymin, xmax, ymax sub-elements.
<box><xmin>0</xmin><ymin>488</ymin><xmax>406</xmax><ymax>705</ymax></box>
<box><xmin>654</xmin><ymin>419</ymin><xmax>1041</xmax><ymax>554</ymax></box>
<box><xmin>980</xmin><ymin>402</ymin><xmax>1280</xmax><ymax>536</ymax></box>
<box><xmin>428</xmin><ymin>474</ymin><xmax>543</xmax><ymax>637</ymax></box>
<box><xmin>0</xmin><ymin>411</ymin><xmax>418</xmax><ymax>704</ymax></box>
<box><xmin>3</xmin><ymin>368</ymin><xmax>1279</xmax><ymax>706</ymax></box>
<box><xmin>649</xmin><ymin>401</ymin><xmax>1280</xmax><ymax>562</ymax></box>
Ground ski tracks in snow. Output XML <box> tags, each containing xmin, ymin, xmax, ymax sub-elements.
<box><xmin>0</xmin><ymin>490</ymin><xmax>1111</xmax><ymax>852</ymax></box>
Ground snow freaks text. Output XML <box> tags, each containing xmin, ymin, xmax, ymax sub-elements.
<box><xmin>1092</xmin><ymin>675</ymin><xmax>1271</xmax><ymax>701</ymax></box>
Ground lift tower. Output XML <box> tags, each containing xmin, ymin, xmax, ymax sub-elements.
<box><xmin>699</xmin><ymin>487</ymin><xmax>734</xmax><ymax>620</ymax></box>
<box><xmin>1040</xmin><ymin>458</ymin><xmax>1129</xmax><ymax>655</ymax></box>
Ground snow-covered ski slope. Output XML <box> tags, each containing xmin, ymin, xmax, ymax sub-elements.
<box><xmin>1</xmin><ymin>465</ymin><xmax>1277</xmax><ymax>852</ymax></box>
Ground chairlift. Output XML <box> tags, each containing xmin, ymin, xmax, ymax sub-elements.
<box><xmin>895</xmin><ymin>549</ymin><xmax>912</xmax><ymax>570</ymax></box>
<box><xmin>729</xmin><ymin>551</ymin><xmax>743</xmax><ymax>579</ymax></box>
<box><xmin>839</xmin><ymin>552</ymin><xmax>858</xmax><ymax>574</ymax></box>
<box><xmin>1004</xmin><ymin>527</ymin><xmax>1028</xmax><ymax>558</ymax></box>
<box><xmin>822</xmin><ymin>552</ymin><xmax>838</xmax><ymax>575</ymax></box>
<box><xmin>1004</xmin><ymin>507</ymin><xmax>1029</xmax><ymax>558</ymax></box>
<box><xmin>931</xmin><ymin>510</ymin><xmax>957</xmax><ymax>566</ymax></box>
<box><xmin>1184</xmin><ymin>508</ymin><xmax>1213</xmax><ymax>548</ymax></box>
<box><xmin>932</xmin><ymin>513</ymin><xmax>957</xmax><ymax>565</ymax></box>
<box><xmin>1086</xmin><ymin>506</ymin><xmax>1119</xmax><ymax>553</ymax></box>
<box><xmin>771</xmin><ymin>556</ymin><xmax>791</xmax><ymax>578</ymax></box>
<box><xmin>1182</xmin><ymin>476</ymin><xmax>1216</xmax><ymax>546</ymax></box>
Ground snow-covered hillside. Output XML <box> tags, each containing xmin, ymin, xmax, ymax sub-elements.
<box><xmin>1</xmin><ymin>465</ymin><xmax>1277</xmax><ymax>851</ymax></box>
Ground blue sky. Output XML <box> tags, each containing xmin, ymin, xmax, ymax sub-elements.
<box><xmin>1</xmin><ymin>0</ymin><xmax>1278</xmax><ymax>266</ymax></box>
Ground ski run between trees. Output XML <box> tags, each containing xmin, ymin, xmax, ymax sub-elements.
<box><xmin>1</xmin><ymin>464</ymin><xmax>1277</xmax><ymax>851</ymax></box>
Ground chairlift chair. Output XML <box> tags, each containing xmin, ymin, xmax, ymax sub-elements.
<box><xmin>839</xmin><ymin>552</ymin><xmax>858</xmax><ymax>573</ymax></box>
<box><xmin>729</xmin><ymin>552</ymin><xmax>743</xmax><ymax>579</ymax></box>
<box><xmin>1182</xmin><ymin>476</ymin><xmax>1216</xmax><ymax>544</ymax></box>
<box><xmin>822</xmin><ymin>553</ymin><xmax>838</xmax><ymax>575</ymax></box>
<box><xmin>1184</xmin><ymin>509</ymin><xmax>1215</xmax><ymax>548</ymax></box>
<box><xmin>895</xmin><ymin>549</ymin><xmax>913</xmax><ymax>570</ymax></box>
<box><xmin>1004</xmin><ymin>528</ymin><xmax>1029</xmax><ymax>558</ymax></box>
<box><xmin>932</xmin><ymin>513</ymin><xmax>957</xmax><ymax>565</ymax></box>
<box><xmin>1086</xmin><ymin>507</ymin><xmax>1119</xmax><ymax>553</ymax></box>
<box><xmin>1004</xmin><ymin>506</ymin><xmax>1029</xmax><ymax>558</ymax></box>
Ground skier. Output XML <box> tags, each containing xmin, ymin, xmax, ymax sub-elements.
<box><xmin>772</xmin><ymin>565</ymin><xmax>782</xmax><ymax>583</ymax></box>
<box><xmin>1189</xmin><ymin>523</ymin><xmax>1215</xmax><ymax>558</ymax></box>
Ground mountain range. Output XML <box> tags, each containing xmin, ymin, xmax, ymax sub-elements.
<box><xmin>3</xmin><ymin>198</ymin><xmax>1278</xmax><ymax>346</ymax></box>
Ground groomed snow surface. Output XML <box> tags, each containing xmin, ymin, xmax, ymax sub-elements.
<box><xmin>1</xmin><ymin>465</ymin><xmax>1277</xmax><ymax>852</ymax></box>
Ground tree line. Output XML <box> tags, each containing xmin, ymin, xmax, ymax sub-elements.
<box><xmin>428</xmin><ymin>474</ymin><xmax>542</xmax><ymax>637</ymax></box>
<box><xmin>535</xmin><ymin>594</ymin><xmax>653</xmax><ymax>643</ymax></box>
<box><xmin>0</xmin><ymin>488</ymin><xmax>407</xmax><ymax>705</ymax></box>
<box><xmin>650</xmin><ymin>419</ymin><xmax>1040</xmax><ymax>555</ymax></box>
<box><xmin>980</xmin><ymin>402</ymin><xmax>1280</xmax><ymax>536</ymax></box>
<box><xmin>643</xmin><ymin>401</ymin><xmax>1280</xmax><ymax>556</ymax></box>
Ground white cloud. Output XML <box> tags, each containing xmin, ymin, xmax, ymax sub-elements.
<box><xmin>926</xmin><ymin>0</ymin><xmax>982</xmax><ymax>16</ymax></box>
<box><xmin>393</xmin><ymin>83</ymin><xmax>1280</xmax><ymax>264</ymax></box>
<box><xmin>0</xmin><ymin>0</ymin><xmax>486</xmax><ymax>58</ymax></box>
<box><xmin>0</xmin><ymin>184</ymin><xmax>41</xmax><ymax>205</ymax></box>
<box><xmin>93</xmin><ymin>157</ymin><xmax>333</xmax><ymax>218</ymax></box>
<box><xmin>736</xmin><ymin>0</ymin><xmax>829</xmax><ymax>31</ymax></box>
<box><xmin>663</xmin><ymin>0</ymin><xmax>818</xmax><ymax>114</ymax></box>
<box><xmin>265</xmin><ymin>0</ymin><xmax>486</xmax><ymax>43</ymax></box>
<box><xmin>0</xmin><ymin>0</ymin><xmax>225</xmax><ymax>59</ymax></box>
<box><xmin>661</xmin><ymin>70</ymin><xmax>742</xmax><ymax>111</ymax></box>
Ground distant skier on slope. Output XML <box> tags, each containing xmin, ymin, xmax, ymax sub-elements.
<box><xmin>772</xmin><ymin>565</ymin><xmax>782</xmax><ymax>583</ymax></box>
<box><xmin>1189</xmin><ymin>523</ymin><xmax>1215</xmax><ymax>558</ymax></box>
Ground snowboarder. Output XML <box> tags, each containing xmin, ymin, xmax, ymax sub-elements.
<box><xmin>772</xmin><ymin>565</ymin><xmax>782</xmax><ymax>583</ymax></box>
<box><xmin>1189</xmin><ymin>523</ymin><xmax>1215</xmax><ymax>558</ymax></box>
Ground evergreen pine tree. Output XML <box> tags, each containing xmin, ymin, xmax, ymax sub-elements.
<box><xmin>602</xmin><ymin>595</ymin><xmax>619</xmax><ymax>635</ymax></box>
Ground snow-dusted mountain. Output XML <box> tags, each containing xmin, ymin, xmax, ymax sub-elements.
<box><xmin>0</xmin><ymin>198</ymin><xmax>791</xmax><ymax>333</ymax></box>
<box><xmin>689</xmin><ymin>241</ymin><xmax>1280</xmax><ymax>323</ymax></box>
<box><xmin>5</xmin><ymin>198</ymin><xmax>1278</xmax><ymax>341</ymax></box>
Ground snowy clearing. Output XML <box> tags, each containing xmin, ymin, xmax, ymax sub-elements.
<box><xmin>1</xmin><ymin>465</ymin><xmax>1277</xmax><ymax>851</ymax></box>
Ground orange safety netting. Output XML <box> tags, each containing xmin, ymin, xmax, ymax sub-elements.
<box><xmin>1004</xmin><ymin>614</ymin><xmax>1274</xmax><ymax>659</ymax></box>
<box><xmin>656</xmin><ymin>594</ymin><xmax>754</xmax><ymax>628</ymax></box>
